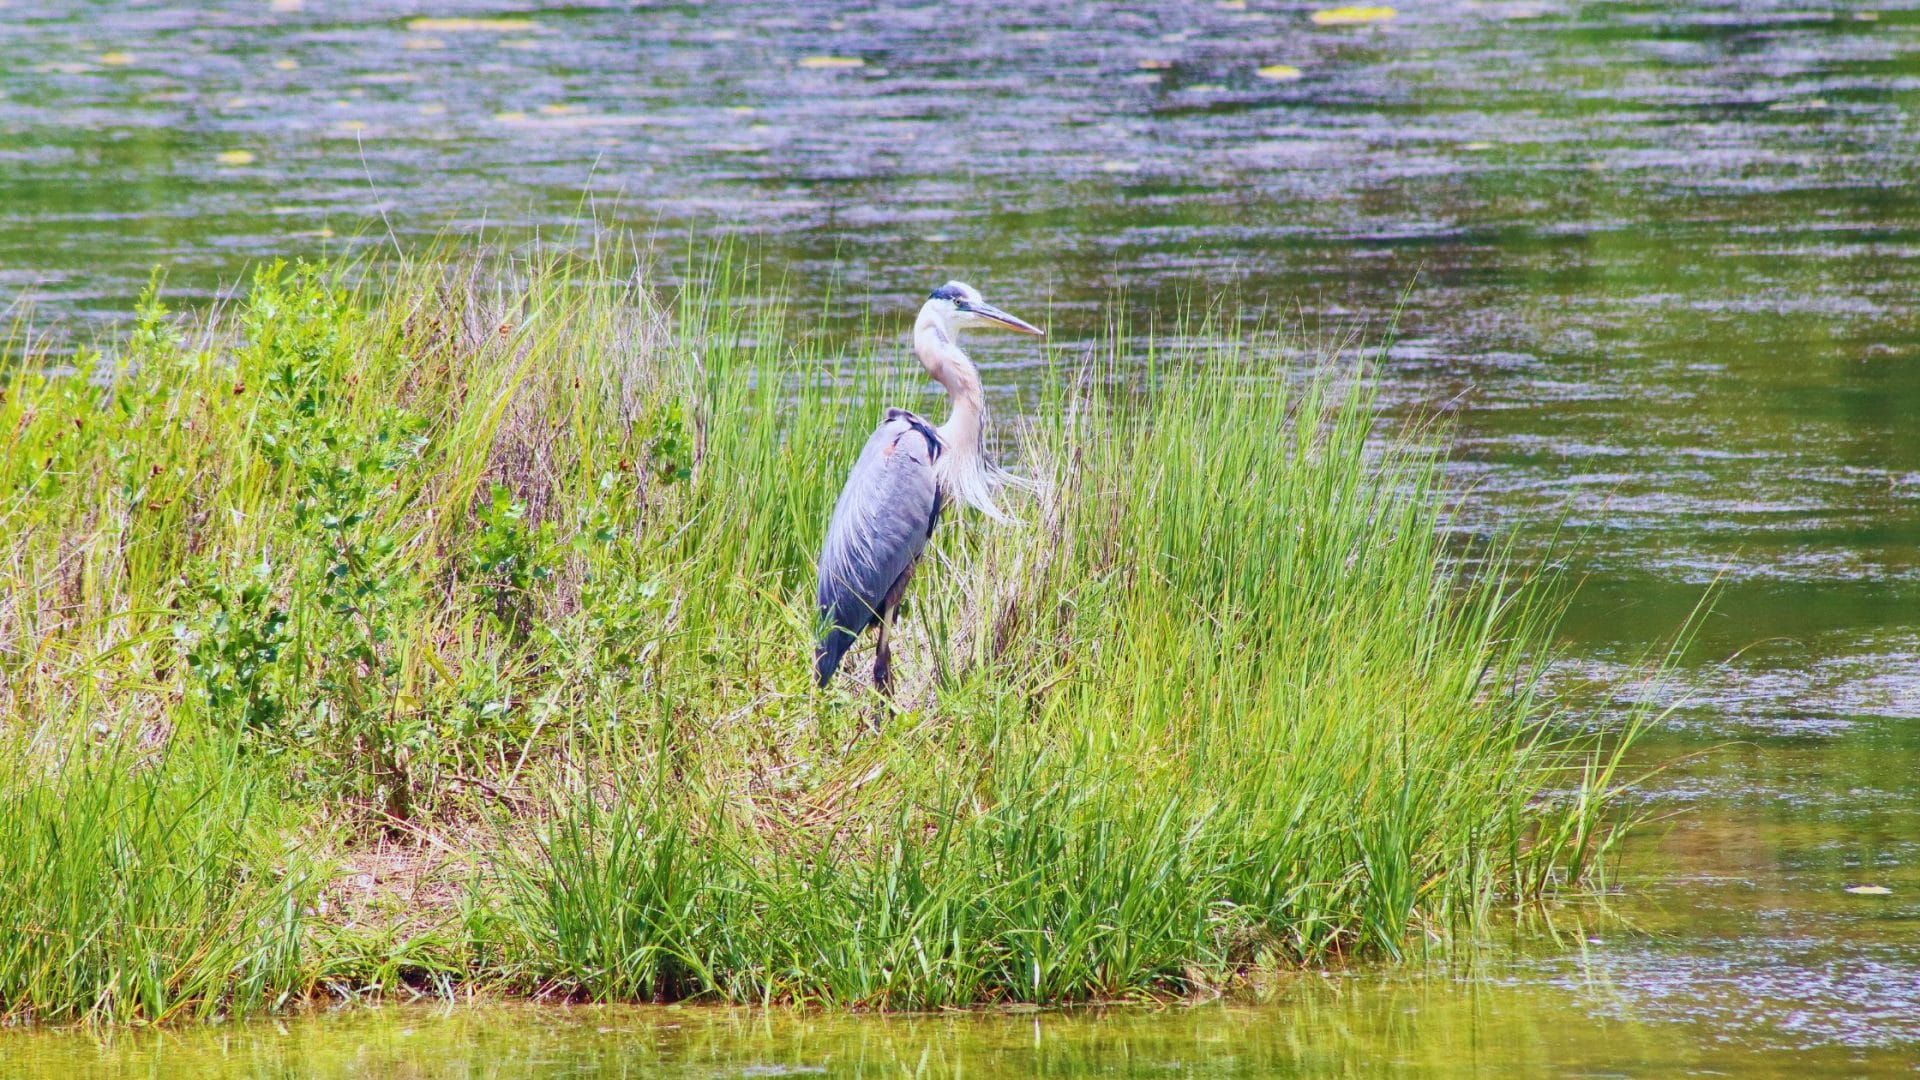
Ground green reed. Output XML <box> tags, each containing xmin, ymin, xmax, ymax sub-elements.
<box><xmin>0</xmin><ymin>739</ymin><xmax>313</xmax><ymax>1023</ymax></box>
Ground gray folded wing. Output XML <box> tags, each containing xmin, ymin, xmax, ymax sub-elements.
<box><xmin>814</xmin><ymin>410</ymin><xmax>944</xmax><ymax>684</ymax></box>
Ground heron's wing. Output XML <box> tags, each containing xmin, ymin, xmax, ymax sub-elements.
<box><xmin>817</xmin><ymin>410</ymin><xmax>943</xmax><ymax>640</ymax></box>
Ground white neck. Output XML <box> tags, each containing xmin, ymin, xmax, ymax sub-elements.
<box><xmin>913</xmin><ymin>305</ymin><xmax>1008</xmax><ymax>521</ymax></box>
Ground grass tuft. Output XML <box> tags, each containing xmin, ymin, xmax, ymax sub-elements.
<box><xmin>0</xmin><ymin>740</ymin><xmax>312</xmax><ymax>1023</ymax></box>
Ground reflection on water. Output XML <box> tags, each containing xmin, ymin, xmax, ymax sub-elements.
<box><xmin>5</xmin><ymin>988</ymin><xmax>1911</xmax><ymax>1080</ymax></box>
<box><xmin>5</xmin><ymin>0</ymin><xmax>1920</xmax><ymax>1069</ymax></box>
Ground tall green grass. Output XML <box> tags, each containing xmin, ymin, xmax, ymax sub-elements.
<box><xmin>0</xmin><ymin>238</ymin><xmax>1649</xmax><ymax>1019</ymax></box>
<box><xmin>489</xmin><ymin>311</ymin><xmax>1631</xmax><ymax>1006</ymax></box>
<box><xmin>0</xmin><ymin>740</ymin><xmax>313</xmax><ymax>1022</ymax></box>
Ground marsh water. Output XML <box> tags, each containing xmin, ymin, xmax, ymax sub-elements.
<box><xmin>5</xmin><ymin>1</ymin><xmax>1920</xmax><ymax>1074</ymax></box>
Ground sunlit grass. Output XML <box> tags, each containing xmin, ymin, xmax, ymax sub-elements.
<box><xmin>0</xmin><ymin>237</ymin><xmax>1653</xmax><ymax>1019</ymax></box>
<box><xmin>0</xmin><ymin>739</ymin><xmax>313</xmax><ymax>1023</ymax></box>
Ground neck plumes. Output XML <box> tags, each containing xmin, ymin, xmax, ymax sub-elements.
<box><xmin>914</xmin><ymin>312</ymin><xmax>1010</xmax><ymax>522</ymax></box>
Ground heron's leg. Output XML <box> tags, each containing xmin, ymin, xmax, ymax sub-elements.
<box><xmin>873</xmin><ymin>605</ymin><xmax>896</xmax><ymax>698</ymax></box>
<box><xmin>872</xmin><ymin>559</ymin><xmax>918</xmax><ymax>702</ymax></box>
<box><xmin>879</xmin><ymin>553</ymin><xmax>921</xmax><ymax>699</ymax></box>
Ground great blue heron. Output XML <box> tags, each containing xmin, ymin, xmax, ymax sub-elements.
<box><xmin>813</xmin><ymin>281</ymin><xmax>1044</xmax><ymax>693</ymax></box>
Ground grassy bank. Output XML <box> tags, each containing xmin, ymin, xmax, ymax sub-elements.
<box><xmin>0</xmin><ymin>243</ymin><xmax>1643</xmax><ymax>1021</ymax></box>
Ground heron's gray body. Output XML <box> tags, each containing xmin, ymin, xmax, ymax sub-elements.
<box><xmin>814</xmin><ymin>409</ymin><xmax>944</xmax><ymax>687</ymax></box>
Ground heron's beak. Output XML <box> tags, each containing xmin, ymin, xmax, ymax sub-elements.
<box><xmin>967</xmin><ymin>302</ymin><xmax>1044</xmax><ymax>336</ymax></box>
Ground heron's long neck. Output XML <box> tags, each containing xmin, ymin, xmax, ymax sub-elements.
<box><xmin>931</xmin><ymin>354</ymin><xmax>984</xmax><ymax>459</ymax></box>
<box><xmin>914</xmin><ymin>317</ymin><xmax>1004</xmax><ymax>520</ymax></box>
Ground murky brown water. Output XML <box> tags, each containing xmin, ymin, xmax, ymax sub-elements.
<box><xmin>4</xmin><ymin>0</ymin><xmax>1920</xmax><ymax>1071</ymax></box>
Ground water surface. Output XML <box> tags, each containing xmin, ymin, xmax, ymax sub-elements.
<box><xmin>4</xmin><ymin>0</ymin><xmax>1919</xmax><ymax>1071</ymax></box>
<box><xmin>9</xmin><ymin>988</ymin><xmax>1914</xmax><ymax>1079</ymax></box>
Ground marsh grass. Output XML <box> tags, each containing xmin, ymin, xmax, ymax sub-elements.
<box><xmin>0</xmin><ymin>238</ymin><xmax>1653</xmax><ymax>1020</ymax></box>
<box><xmin>0</xmin><ymin>739</ymin><xmax>312</xmax><ymax>1023</ymax></box>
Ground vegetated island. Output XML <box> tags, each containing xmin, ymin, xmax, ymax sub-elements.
<box><xmin>0</xmin><ymin>243</ymin><xmax>1642</xmax><ymax>1024</ymax></box>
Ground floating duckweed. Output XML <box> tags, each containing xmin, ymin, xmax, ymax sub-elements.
<box><xmin>405</xmin><ymin>17</ymin><xmax>537</xmax><ymax>32</ymax></box>
<box><xmin>1311</xmin><ymin>5</ymin><xmax>1397</xmax><ymax>24</ymax></box>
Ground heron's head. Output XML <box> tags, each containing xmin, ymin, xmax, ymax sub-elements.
<box><xmin>923</xmin><ymin>281</ymin><xmax>1044</xmax><ymax>338</ymax></box>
